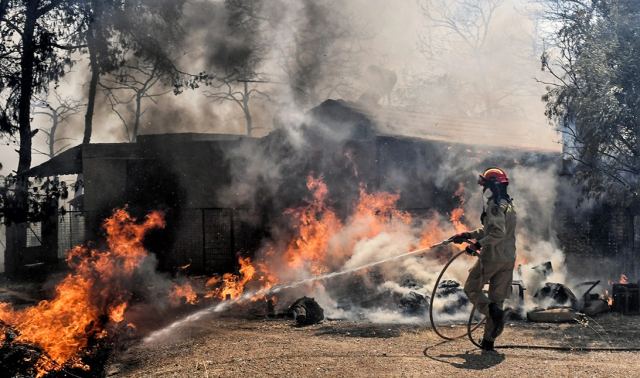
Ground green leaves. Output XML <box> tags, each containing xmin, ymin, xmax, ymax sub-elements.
<box><xmin>543</xmin><ymin>0</ymin><xmax>640</xmax><ymax>199</ymax></box>
<box><xmin>0</xmin><ymin>174</ymin><xmax>74</xmax><ymax>224</ymax></box>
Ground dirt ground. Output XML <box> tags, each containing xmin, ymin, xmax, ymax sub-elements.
<box><xmin>106</xmin><ymin>311</ymin><xmax>640</xmax><ymax>377</ymax></box>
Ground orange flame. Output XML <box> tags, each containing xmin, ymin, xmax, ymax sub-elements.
<box><xmin>419</xmin><ymin>183</ymin><xmax>467</xmax><ymax>249</ymax></box>
<box><xmin>205</xmin><ymin>257</ymin><xmax>258</xmax><ymax>300</ymax></box>
<box><xmin>605</xmin><ymin>290</ymin><xmax>613</xmax><ymax>307</ymax></box>
<box><xmin>354</xmin><ymin>185</ymin><xmax>412</xmax><ymax>234</ymax></box>
<box><xmin>108</xmin><ymin>302</ymin><xmax>127</xmax><ymax>323</ymax></box>
<box><xmin>450</xmin><ymin>183</ymin><xmax>467</xmax><ymax>233</ymax></box>
<box><xmin>418</xmin><ymin>217</ymin><xmax>450</xmax><ymax>248</ymax></box>
<box><xmin>196</xmin><ymin>176</ymin><xmax>470</xmax><ymax>307</ymax></box>
<box><xmin>282</xmin><ymin>176</ymin><xmax>343</xmax><ymax>275</ymax></box>
<box><xmin>0</xmin><ymin>209</ymin><xmax>165</xmax><ymax>376</ymax></box>
<box><xmin>170</xmin><ymin>283</ymin><xmax>198</xmax><ymax>305</ymax></box>
<box><xmin>280</xmin><ymin>177</ymin><xmax>415</xmax><ymax>278</ymax></box>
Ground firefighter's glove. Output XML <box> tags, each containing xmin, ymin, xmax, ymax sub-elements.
<box><xmin>465</xmin><ymin>241</ymin><xmax>481</xmax><ymax>256</ymax></box>
<box><xmin>450</xmin><ymin>232</ymin><xmax>472</xmax><ymax>244</ymax></box>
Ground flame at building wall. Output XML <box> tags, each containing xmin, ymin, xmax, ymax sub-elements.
<box><xmin>203</xmin><ymin>175</ymin><xmax>470</xmax><ymax>308</ymax></box>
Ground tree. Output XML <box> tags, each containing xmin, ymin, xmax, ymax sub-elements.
<box><xmin>0</xmin><ymin>0</ymin><xmax>83</xmax><ymax>222</ymax></box>
<box><xmin>201</xmin><ymin>0</ymin><xmax>269</xmax><ymax>135</ymax></box>
<box><xmin>80</xmin><ymin>0</ymin><xmax>108</xmax><ymax>145</ymax></box>
<box><xmin>541</xmin><ymin>0</ymin><xmax>640</xmax><ymax>197</ymax></box>
<box><xmin>33</xmin><ymin>90</ymin><xmax>84</xmax><ymax>157</ymax></box>
<box><xmin>418</xmin><ymin>0</ymin><xmax>503</xmax><ymax>52</ymax></box>
<box><xmin>79</xmin><ymin>0</ymin><xmax>207</xmax><ymax>144</ymax></box>
<box><xmin>100</xmin><ymin>59</ymin><xmax>170</xmax><ymax>142</ymax></box>
<box><xmin>411</xmin><ymin>0</ymin><xmax>548</xmax><ymax>120</ymax></box>
<box><xmin>204</xmin><ymin>79</ymin><xmax>270</xmax><ymax>136</ymax></box>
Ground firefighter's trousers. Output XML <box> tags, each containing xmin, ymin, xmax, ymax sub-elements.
<box><xmin>464</xmin><ymin>259</ymin><xmax>514</xmax><ymax>342</ymax></box>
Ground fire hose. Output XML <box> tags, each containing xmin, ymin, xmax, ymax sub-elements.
<box><xmin>428</xmin><ymin>243</ymin><xmax>640</xmax><ymax>352</ymax></box>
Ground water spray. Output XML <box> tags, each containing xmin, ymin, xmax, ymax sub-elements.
<box><xmin>213</xmin><ymin>239</ymin><xmax>455</xmax><ymax>313</ymax></box>
<box><xmin>260</xmin><ymin>239</ymin><xmax>454</xmax><ymax>296</ymax></box>
<box><xmin>145</xmin><ymin>239</ymin><xmax>455</xmax><ymax>343</ymax></box>
<box><xmin>146</xmin><ymin>237</ymin><xmax>640</xmax><ymax>352</ymax></box>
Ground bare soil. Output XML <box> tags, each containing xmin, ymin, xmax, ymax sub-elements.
<box><xmin>106</xmin><ymin>312</ymin><xmax>640</xmax><ymax>377</ymax></box>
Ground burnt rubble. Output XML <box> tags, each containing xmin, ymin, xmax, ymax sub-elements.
<box><xmin>399</xmin><ymin>292</ymin><xmax>428</xmax><ymax>316</ymax></box>
<box><xmin>289</xmin><ymin>297</ymin><xmax>324</xmax><ymax>326</ymax></box>
<box><xmin>611</xmin><ymin>283</ymin><xmax>640</xmax><ymax>315</ymax></box>
<box><xmin>436</xmin><ymin>280</ymin><xmax>469</xmax><ymax>315</ymax></box>
<box><xmin>0</xmin><ymin>320</ymin><xmax>113</xmax><ymax>378</ymax></box>
<box><xmin>534</xmin><ymin>282</ymin><xmax>579</xmax><ymax>310</ymax></box>
<box><xmin>527</xmin><ymin>307</ymin><xmax>577</xmax><ymax>323</ymax></box>
<box><xmin>576</xmin><ymin>281</ymin><xmax>609</xmax><ymax>316</ymax></box>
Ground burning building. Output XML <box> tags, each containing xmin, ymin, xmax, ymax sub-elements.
<box><xmin>14</xmin><ymin>98</ymin><xmax>640</xmax><ymax>290</ymax></box>
<box><xmin>6</xmin><ymin>100</ymin><xmax>565</xmax><ymax>278</ymax></box>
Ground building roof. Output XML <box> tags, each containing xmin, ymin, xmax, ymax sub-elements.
<box><xmin>24</xmin><ymin>133</ymin><xmax>258</xmax><ymax>177</ymax></box>
<box><xmin>24</xmin><ymin>145</ymin><xmax>83</xmax><ymax>177</ymax></box>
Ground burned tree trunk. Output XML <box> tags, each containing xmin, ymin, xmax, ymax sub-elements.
<box><xmin>83</xmin><ymin>28</ymin><xmax>100</xmax><ymax>145</ymax></box>
<box><xmin>17</xmin><ymin>0</ymin><xmax>37</xmax><ymax>176</ymax></box>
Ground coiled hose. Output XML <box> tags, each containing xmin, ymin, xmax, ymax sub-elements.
<box><xmin>429</xmin><ymin>250</ymin><xmax>640</xmax><ymax>352</ymax></box>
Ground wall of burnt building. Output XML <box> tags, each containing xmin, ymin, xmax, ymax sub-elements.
<box><xmin>79</xmin><ymin>135</ymin><xmax>262</xmax><ymax>274</ymax></box>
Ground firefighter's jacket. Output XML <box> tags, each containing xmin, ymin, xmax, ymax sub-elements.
<box><xmin>468</xmin><ymin>198</ymin><xmax>517</xmax><ymax>263</ymax></box>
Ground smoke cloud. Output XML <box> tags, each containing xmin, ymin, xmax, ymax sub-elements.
<box><xmin>0</xmin><ymin>0</ymin><xmax>560</xmax><ymax>166</ymax></box>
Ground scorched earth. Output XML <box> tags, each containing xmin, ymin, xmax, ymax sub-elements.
<box><xmin>106</xmin><ymin>313</ymin><xmax>640</xmax><ymax>377</ymax></box>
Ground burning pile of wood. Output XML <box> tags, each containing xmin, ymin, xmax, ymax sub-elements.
<box><xmin>133</xmin><ymin>175</ymin><xmax>472</xmax><ymax>324</ymax></box>
<box><xmin>0</xmin><ymin>209</ymin><xmax>165</xmax><ymax>377</ymax></box>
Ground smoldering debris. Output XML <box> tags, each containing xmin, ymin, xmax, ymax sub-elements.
<box><xmin>289</xmin><ymin>297</ymin><xmax>324</xmax><ymax>326</ymax></box>
<box><xmin>532</xmin><ymin>261</ymin><xmax>553</xmax><ymax>278</ymax></box>
<box><xmin>399</xmin><ymin>292</ymin><xmax>428</xmax><ymax>316</ymax></box>
<box><xmin>435</xmin><ymin>280</ymin><xmax>469</xmax><ymax>315</ymax></box>
<box><xmin>611</xmin><ymin>283</ymin><xmax>640</xmax><ymax>315</ymax></box>
<box><xmin>0</xmin><ymin>319</ymin><xmax>117</xmax><ymax>378</ymax></box>
<box><xmin>534</xmin><ymin>283</ymin><xmax>579</xmax><ymax>310</ymax></box>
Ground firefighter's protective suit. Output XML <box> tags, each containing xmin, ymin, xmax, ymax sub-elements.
<box><xmin>463</xmin><ymin>197</ymin><xmax>517</xmax><ymax>342</ymax></box>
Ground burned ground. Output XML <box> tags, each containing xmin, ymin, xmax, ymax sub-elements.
<box><xmin>106</xmin><ymin>313</ymin><xmax>640</xmax><ymax>377</ymax></box>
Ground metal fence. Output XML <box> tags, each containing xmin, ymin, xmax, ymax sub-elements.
<box><xmin>57</xmin><ymin>211</ymin><xmax>86</xmax><ymax>258</ymax></box>
<box><xmin>53</xmin><ymin>208</ymin><xmax>258</xmax><ymax>274</ymax></box>
<box><xmin>203</xmin><ymin>208</ymin><xmax>234</xmax><ymax>273</ymax></box>
<box><xmin>201</xmin><ymin>208</ymin><xmax>259</xmax><ymax>274</ymax></box>
<box><xmin>26</xmin><ymin>222</ymin><xmax>42</xmax><ymax>248</ymax></box>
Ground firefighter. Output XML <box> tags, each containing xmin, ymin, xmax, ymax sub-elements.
<box><xmin>450</xmin><ymin>167</ymin><xmax>517</xmax><ymax>352</ymax></box>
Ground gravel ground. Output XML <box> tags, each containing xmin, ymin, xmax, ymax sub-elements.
<box><xmin>106</xmin><ymin>312</ymin><xmax>640</xmax><ymax>377</ymax></box>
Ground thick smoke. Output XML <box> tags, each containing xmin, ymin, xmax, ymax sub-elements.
<box><xmin>1</xmin><ymin>0</ymin><xmax>561</xmax><ymax>163</ymax></box>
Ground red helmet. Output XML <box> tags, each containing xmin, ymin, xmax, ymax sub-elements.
<box><xmin>478</xmin><ymin>167</ymin><xmax>509</xmax><ymax>186</ymax></box>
